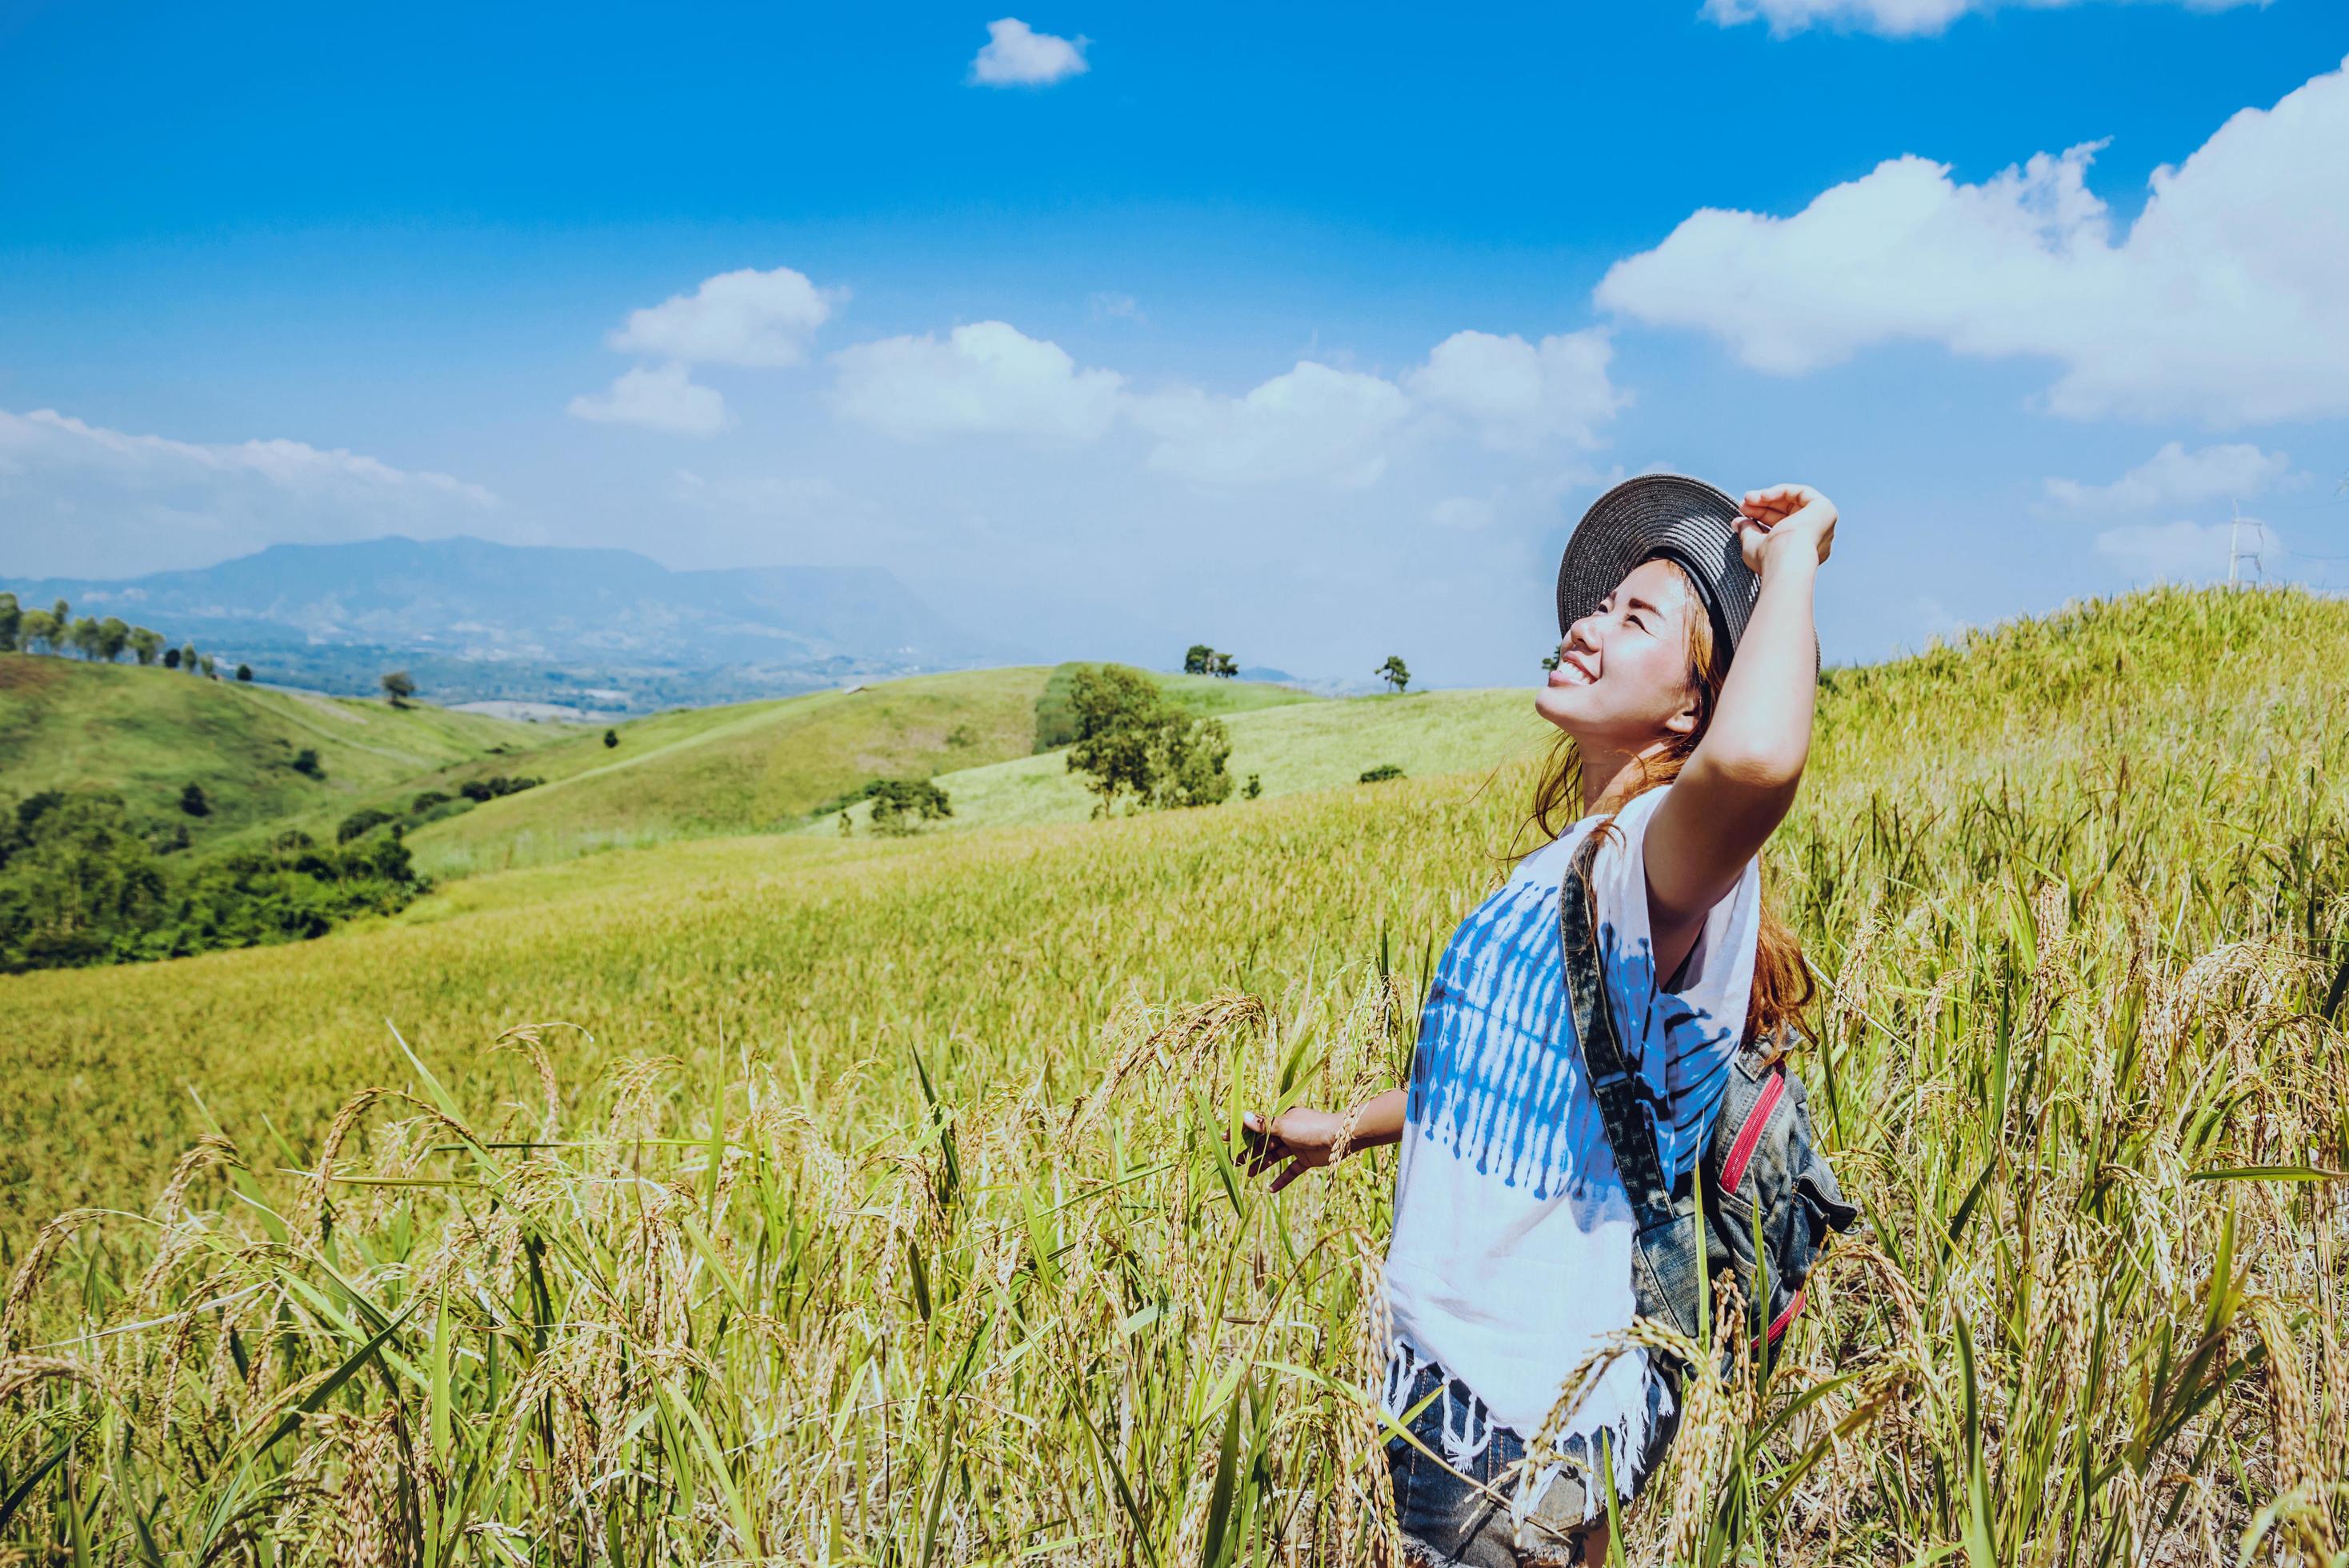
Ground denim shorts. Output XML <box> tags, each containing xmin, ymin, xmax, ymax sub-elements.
<box><xmin>1383</xmin><ymin>1358</ymin><xmax>1675</xmax><ymax>1567</ymax></box>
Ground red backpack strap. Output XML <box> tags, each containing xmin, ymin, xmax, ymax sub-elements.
<box><xmin>1715</xmin><ymin>1065</ymin><xmax>1787</xmax><ymax>1196</ymax></box>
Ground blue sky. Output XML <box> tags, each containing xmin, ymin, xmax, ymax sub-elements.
<box><xmin>2</xmin><ymin>0</ymin><xmax>2346</xmax><ymax>683</ymax></box>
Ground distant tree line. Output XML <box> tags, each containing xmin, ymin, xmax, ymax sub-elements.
<box><xmin>0</xmin><ymin>590</ymin><xmax>237</xmax><ymax>680</ymax></box>
<box><xmin>1183</xmin><ymin>644</ymin><xmax>1239</xmax><ymax>678</ymax></box>
<box><xmin>0</xmin><ymin>789</ymin><xmax>427</xmax><ymax>973</ymax></box>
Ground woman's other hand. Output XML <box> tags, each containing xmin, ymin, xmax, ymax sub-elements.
<box><xmin>1736</xmin><ymin>484</ymin><xmax>1837</xmax><ymax>576</ymax></box>
<box><xmin>1241</xmin><ymin>1107</ymin><xmax>1350</xmax><ymax>1191</ymax></box>
<box><xmin>1241</xmin><ymin>1090</ymin><xmax>1407</xmax><ymax>1190</ymax></box>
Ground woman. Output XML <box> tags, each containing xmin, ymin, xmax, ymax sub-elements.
<box><xmin>1244</xmin><ymin>476</ymin><xmax>1837</xmax><ymax>1566</ymax></box>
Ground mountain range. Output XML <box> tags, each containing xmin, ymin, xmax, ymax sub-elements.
<box><xmin>5</xmin><ymin>536</ymin><xmax>1020</xmax><ymax>710</ymax></box>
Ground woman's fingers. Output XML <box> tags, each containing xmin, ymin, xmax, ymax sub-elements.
<box><xmin>1267</xmin><ymin>1159</ymin><xmax>1312</xmax><ymax>1194</ymax></box>
<box><xmin>1240</xmin><ymin>1110</ymin><xmax>1295</xmax><ymax>1178</ymax></box>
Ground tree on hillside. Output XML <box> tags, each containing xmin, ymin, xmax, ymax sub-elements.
<box><xmin>130</xmin><ymin>627</ymin><xmax>165</xmax><ymax>666</ymax></box>
<box><xmin>162</xmin><ymin>646</ymin><xmax>182</xmax><ymax>670</ymax></box>
<box><xmin>235</xmin><ymin>662</ymin><xmax>253</xmax><ymax>682</ymax></box>
<box><xmin>198</xmin><ymin>654</ymin><xmax>217</xmax><ymax>678</ymax></box>
<box><xmin>178</xmin><ymin>643</ymin><xmax>198</xmax><ymax>674</ymax></box>
<box><xmin>382</xmin><ymin>670</ymin><xmax>416</xmax><ymax>707</ymax></box>
<box><xmin>1065</xmin><ymin>663</ymin><xmax>1233</xmax><ymax>816</ymax></box>
<box><xmin>51</xmin><ymin>598</ymin><xmax>69</xmax><ymax>624</ymax></box>
<box><xmin>97</xmin><ymin>618</ymin><xmax>130</xmax><ymax>663</ymax></box>
<box><xmin>603</xmin><ymin>728</ymin><xmax>619</xmax><ymax>749</ymax></box>
<box><xmin>178</xmin><ymin>783</ymin><xmax>210</xmax><ymax>818</ymax></box>
<box><xmin>0</xmin><ymin>592</ymin><xmax>18</xmax><ymax>651</ymax></box>
<box><xmin>1184</xmin><ymin>644</ymin><xmax>1242</xmax><ymax>678</ymax></box>
<box><xmin>1377</xmin><ymin>655</ymin><xmax>1411</xmax><ymax>693</ymax></box>
<box><xmin>867</xmin><ymin>778</ymin><xmax>953</xmax><ymax>836</ymax></box>
<box><xmin>290</xmin><ymin>749</ymin><xmax>323</xmax><ymax>778</ymax></box>
<box><xmin>18</xmin><ymin>610</ymin><xmax>58</xmax><ymax>654</ymax></box>
<box><xmin>68</xmin><ymin>618</ymin><xmax>102</xmax><ymax>660</ymax></box>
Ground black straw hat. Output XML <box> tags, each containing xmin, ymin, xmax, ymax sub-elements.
<box><xmin>1555</xmin><ymin>473</ymin><xmax>1759</xmax><ymax>663</ymax></box>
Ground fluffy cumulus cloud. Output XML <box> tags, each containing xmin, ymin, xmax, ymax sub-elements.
<box><xmin>566</xmin><ymin>364</ymin><xmax>734</xmax><ymax>438</ymax></box>
<box><xmin>1405</xmin><ymin>329</ymin><xmax>1623</xmax><ymax>454</ymax></box>
<box><xmin>1703</xmin><ymin>0</ymin><xmax>2264</xmax><ymax>38</ymax></box>
<box><xmin>610</xmin><ymin>266</ymin><xmax>839</xmax><ymax>368</ymax></box>
<box><xmin>830</xmin><ymin>321</ymin><xmax>1125</xmax><ymax>442</ymax></box>
<box><xmin>816</xmin><ymin>315</ymin><xmax>1623</xmax><ymax>486</ymax></box>
<box><xmin>2043</xmin><ymin>441</ymin><xmax>2292</xmax><ymax>514</ymax></box>
<box><xmin>0</xmin><ymin>407</ymin><xmax>498</xmax><ymax>575</ymax></box>
<box><xmin>1131</xmin><ymin>363</ymin><xmax>1413</xmax><ymax>487</ymax></box>
<box><xmin>969</xmin><ymin>18</ymin><xmax>1089</xmax><ymax>86</ymax></box>
<box><xmin>1597</xmin><ymin>57</ymin><xmax>2349</xmax><ymax>426</ymax></box>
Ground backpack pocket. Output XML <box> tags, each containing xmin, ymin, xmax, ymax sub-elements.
<box><xmin>1629</xmin><ymin>1210</ymin><xmax>1703</xmax><ymax>1342</ymax></box>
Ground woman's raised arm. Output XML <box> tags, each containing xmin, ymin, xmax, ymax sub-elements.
<box><xmin>1642</xmin><ymin>484</ymin><xmax>1836</xmax><ymax>984</ymax></box>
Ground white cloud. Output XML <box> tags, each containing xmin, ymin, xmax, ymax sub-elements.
<box><xmin>2043</xmin><ymin>441</ymin><xmax>2291</xmax><ymax>514</ymax></box>
<box><xmin>830</xmin><ymin>321</ymin><xmax>1125</xmax><ymax>442</ymax></box>
<box><xmin>1597</xmin><ymin>57</ymin><xmax>2349</xmax><ymax>426</ymax></box>
<box><xmin>1430</xmin><ymin>496</ymin><xmax>1496</xmax><ymax>530</ymax></box>
<box><xmin>0</xmin><ymin>408</ymin><xmax>495</xmax><ymax>506</ymax></box>
<box><xmin>1405</xmin><ymin>329</ymin><xmax>1623</xmax><ymax>454</ymax></box>
<box><xmin>1703</xmin><ymin>0</ymin><xmax>2264</xmax><ymax>38</ymax></box>
<box><xmin>970</xmin><ymin>18</ymin><xmax>1089</xmax><ymax>86</ymax></box>
<box><xmin>1089</xmin><ymin>291</ymin><xmax>1144</xmax><ymax>323</ymax></box>
<box><xmin>2094</xmin><ymin>518</ymin><xmax>2263</xmax><ymax>580</ymax></box>
<box><xmin>0</xmin><ymin>407</ymin><xmax>500</xmax><ymax>575</ymax></box>
<box><xmin>610</xmin><ymin>266</ymin><xmax>840</xmax><ymax>368</ymax></box>
<box><xmin>816</xmin><ymin>314</ymin><xmax>1620</xmax><ymax>487</ymax></box>
<box><xmin>1131</xmin><ymin>362</ymin><xmax>1413</xmax><ymax>487</ymax></box>
<box><xmin>566</xmin><ymin>364</ymin><xmax>734</xmax><ymax>438</ymax></box>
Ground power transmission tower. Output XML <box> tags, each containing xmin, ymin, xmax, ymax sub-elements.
<box><xmin>2226</xmin><ymin>501</ymin><xmax>2266</xmax><ymax>587</ymax></box>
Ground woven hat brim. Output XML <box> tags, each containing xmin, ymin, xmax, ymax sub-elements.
<box><xmin>1555</xmin><ymin>474</ymin><xmax>1758</xmax><ymax>658</ymax></box>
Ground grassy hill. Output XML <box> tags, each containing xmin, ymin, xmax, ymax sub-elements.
<box><xmin>0</xmin><ymin>653</ymin><xmax>1314</xmax><ymax>876</ymax></box>
<box><xmin>0</xmin><ymin>655</ymin><xmax>558</xmax><ymax>842</ymax></box>
<box><xmin>2</xmin><ymin>586</ymin><xmax>2343</xmax><ymax>1562</ymax></box>
<box><xmin>832</xmin><ymin>686</ymin><xmax>1550</xmax><ymax>834</ymax></box>
<box><xmin>399</xmin><ymin>662</ymin><xmax>1313</xmax><ymax>876</ymax></box>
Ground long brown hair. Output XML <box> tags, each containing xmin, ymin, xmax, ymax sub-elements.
<box><xmin>1519</xmin><ymin>558</ymin><xmax>1813</xmax><ymax>1046</ymax></box>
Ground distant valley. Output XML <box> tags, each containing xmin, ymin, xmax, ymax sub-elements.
<box><xmin>3</xmin><ymin>534</ymin><xmax>1027</xmax><ymax>713</ymax></box>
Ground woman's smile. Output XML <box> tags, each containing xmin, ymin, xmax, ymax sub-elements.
<box><xmin>1548</xmin><ymin>650</ymin><xmax>1598</xmax><ymax>687</ymax></box>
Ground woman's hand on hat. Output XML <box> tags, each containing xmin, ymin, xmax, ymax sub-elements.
<box><xmin>1736</xmin><ymin>483</ymin><xmax>1837</xmax><ymax>575</ymax></box>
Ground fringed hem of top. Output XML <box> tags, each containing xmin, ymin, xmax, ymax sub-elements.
<box><xmin>1378</xmin><ymin>1335</ymin><xmax>1658</xmax><ymax>1526</ymax></box>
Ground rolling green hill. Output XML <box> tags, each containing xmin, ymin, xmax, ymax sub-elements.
<box><xmin>0</xmin><ymin>652</ymin><xmax>1315</xmax><ymax>878</ymax></box>
<box><xmin>830</xmin><ymin>686</ymin><xmax>1551</xmax><ymax>835</ymax></box>
<box><xmin>401</xmin><ymin>662</ymin><xmax>1314</xmax><ymax>877</ymax></box>
<box><xmin>0</xmin><ymin>655</ymin><xmax>558</xmax><ymax>842</ymax></box>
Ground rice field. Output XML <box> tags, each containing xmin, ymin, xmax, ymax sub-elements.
<box><xmin>2</xmin><ymin>585</ymin><xmax>2345</xmax><ymax>1564</ymax></box>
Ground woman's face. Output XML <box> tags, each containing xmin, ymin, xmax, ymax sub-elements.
<box><xmin>1535</xmin><ymin>556</ymin><xmax>1703</xmax><ymax>747</ymax></box>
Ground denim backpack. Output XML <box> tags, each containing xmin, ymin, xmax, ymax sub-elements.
<box><xmin>1558</xmin><ymin>832</ymin><xmax>1859</xmax><ymax>1373</ymax></box>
